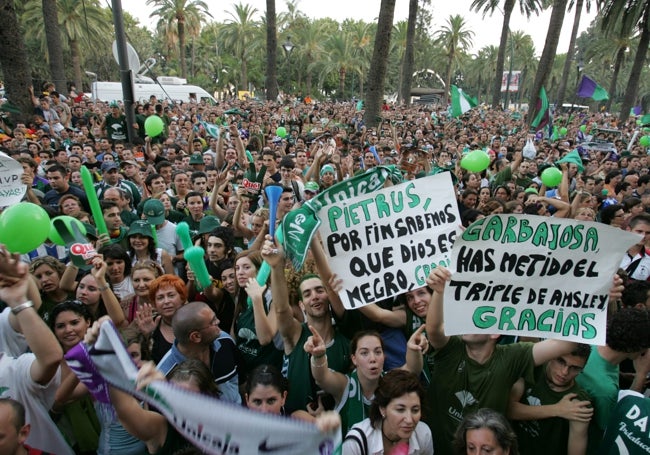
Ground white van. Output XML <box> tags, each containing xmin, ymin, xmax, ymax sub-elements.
<box><xmin>91</xmin><ymin>76</ymin><xmax>217</xmax><ymax>105</ymax></box>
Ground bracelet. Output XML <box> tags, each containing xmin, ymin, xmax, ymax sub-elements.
<box><xmin>98</xmin><ymin>284</ymin><xmax>110</xmax><ymax>292</ymax></box>
<box><xmin>311</xmin><ymin>354</ymin><xmax>327</xmax><ymax>368</ymax></box>
<box><xmin>11</xmin><ymin>300</ymin><xmax>34</xmax><ymax>315</ymax></box>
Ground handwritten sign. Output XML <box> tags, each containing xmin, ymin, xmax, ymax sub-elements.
<box><xmin>444</xmin><ymin>214</ymin><xmax>640</xmax><ymax>344</ymax></box>
<box><xmin>0</xmin><ymin>152</ymin><xmax>26</xmax><ymax>207</ymax></box>
<box><xmin>318</xmin><ymin>173</ymin><xmax>460</xmax><ymax>309</ymax></box>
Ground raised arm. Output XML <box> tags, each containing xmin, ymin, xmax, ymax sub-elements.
<box><xmin>263</xmin><ymin>237</ymin><xmax>302</xmax><ymax>352</ymax></box>
<box><xmin>0</xmin><ymin>247</ymin><xmax>62</xmax><ymax>385</ymax></box>
<box><xmin>244</xmin><ymin>277</ymin><xmax>277</xmax><ymax>346</ymax></box>
<box><xmin>304</xmin><ymin>324</ymin><xmax>348</xmax><ymax>404</ymax></box>
<box><xmin>309</xmin><ymin>235</ymin><xmax>345</xmax><ymax>319</ymax></box>
<box><xmin>424</xmin><ymin>266</ymin><xmax>451</xmax><ymax>350</ymax></box>
<box><xmin>91</xmin><ymin>257</ymin><xmax>126</xmax><ymax>327</ymax></box>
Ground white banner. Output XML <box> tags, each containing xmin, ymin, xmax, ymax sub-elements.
<box><xmin>70</xmin><ymin>320</ymin><xmax>340</xmax><ymax>455</ymax></box>
<box><xmin>318</xmin><ymin>173</ymin><xmax>460</xmax><ymax>309</ymax></box>
<box><xmin>0</xmin><ymin>152</ymin><xmax>26</xmax><ymax>207</ymax></box>
<box><xmin>443</xmin><ymin>215</ymin><xmax>640</xmax><ymax>345</ymax></box>
<box><xmin>501</xmin><ymin>71</ymin><xmax>521</xmax><ymax>93</ymax></box>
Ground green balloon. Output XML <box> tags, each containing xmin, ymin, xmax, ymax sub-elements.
<box><xmin>49</xmin><ymin>216</ymin><xmax>87</xmax><ymax>246</ymax></box>
<box><xmin>276</xmin><ymin>126</ymin><xmax>287</xmax><ymax>138</ymax></box>
<box><xmin>640</xmin><ymin>136</ymin><xmax>650</xmax><ymax>147</ymax></box>
<box><xmin>580</xmin><ymin>125</ymin><xmax>587</xmax><ymax>133</ymax></box>
<box><xmin>559</xmin><ymin>127</ymin><xmax>568</xmax><ymax>136</ymax></box>
<box><xmin>461</xmin><ymin>150</ymin><xmax>490</xmax><ymax>173</ymax></box>
<box><xmin>0</xmin><ymin>203</ymin><xmax>50</xmax><ymax>253</ymax></box>
<box><xmin>144</xmin><ymin>115</ymin><xmax>165</xmax><ymax>137</ymax></box>
<box><xmin>541</xmin><ymin>167</ymin><xmax>563</xmax><ymax>187</ymax></box>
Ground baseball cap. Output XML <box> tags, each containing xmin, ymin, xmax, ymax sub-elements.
<box><xmin>304</xmin><ymin>181</ymin><xmax>320</xmax><ymax>193</ymax></box>
<box><xmin>82</xmin><ymin>222</ymin><xmax>98</xmax><ymax>240</ymax></box>
<box><xmin>198</xmin><ymin>216</ymin><xmax>221</xmax><ymax>235</ymax></box>
<box><xmin>101</xmin><ymin>161</ymin><xmax>119</xmax><ymax>172</ymax></box>
<box><xmin>189</xmin><ymin>153</ymin><xmax>204</xmax><ymax>164</ymax></box>
<box><xmin>120</xmin><ymin>160</ymin><xmax>140</xmax><ymax>168</ymax></box>
<box><xmin>128</xmin><ymin>220</ymin><xmax>155</xmax><ymax>238</ymax></box>
<box><xmin>320</xmin><ymin>164</ymin><xmax>335</xmax><ymax>176</ymax></box>
<box><xmin>143</xmin><ymin>199</ymin><xmax>165</xmax><ymax>225</ymax></box>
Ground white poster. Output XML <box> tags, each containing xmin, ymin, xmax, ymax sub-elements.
<box><xmin>0</xmin><ymin>152</ymin><xmax>26</xmax><ymax>207</ymax></box>
<box><xmin>317</xmin><ymin>173</ymin><xmax>460</xmax><ymax>309</ymax></box>
<box><xmin>501</xmin><ymin>71</ymin><xmax>522</xmax><ymax>93</ymax></box>
<box><xmin>443</xmin><ymin>214</ymin><xmax>640</xmax><ymax>345</ymax></box>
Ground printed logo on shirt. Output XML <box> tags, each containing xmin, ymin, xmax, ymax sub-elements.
<box><xmin>455</xmin><ymin>390</ymin><xmax>478</xmax><ymax>407</ymax></box>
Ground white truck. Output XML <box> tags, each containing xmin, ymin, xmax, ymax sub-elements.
<box><xmin>90</xmin><ymin>76</ymin><xmax>217</xmax><ymax>105</ymax></box>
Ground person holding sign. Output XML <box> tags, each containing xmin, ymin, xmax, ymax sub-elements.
<box><xmin>305</xmin><ymin>320</ymin><xmax>427</xmax><ymax>434</ymax></box>
<box><xmin>423</xmin><ymin>266</ymin><xmax>580</xmax><ymax>454</ymax></box>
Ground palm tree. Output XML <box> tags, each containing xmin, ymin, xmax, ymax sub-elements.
<box><xmin>509</xmin><ymin>31</ymin><xmax>537</xmax><ymax>107</ymax></box>
<box><xmin>364</xmin><ymin>0</ymin><xmax>396</xmax><ymax>126</ymax></box>
<box><xmin>294</xmin><ymin>21</ymin><xmax>326</xmax><ymax>96</ymax></box>
<box><xmin>346</xmin><ymin>20</ymin><xmax>374</xmax><ymax>97</ymax></box>
<box><xmin>42</xmin><ymin>0</ymin><xmax>66</xmax><ymax>92</ymax></box>
<box><xmin>433</xmin><ymin>15</ymin><xmax>474</xmax><ymax>103</ymax></box>
<box><xmin>265</xmin><ymin>0</ymin><xmax>278</xmax><ymax>100</ymax></box>
<box><xmin>147</xmin><ymin>0</ymin><xmax>212</xmax><ymax>79</ymax></box>
<box><xmin>313</xmin><ymin>32</ymin><xmax>359</xmax><ymax>98</ymax></box>
<box><xmin>220</xmin><ymin>2</ymin><xmax>261</xmax><ymax>91</ymax></box>
<box><xmin>0</xmin><ymin>0</ymin><xmax>33</xmax><ymax>120</ymax></box>
<box><xmin>528</xmin><ymin>0</ymin><xmax>568</xmax><ymax>128</ymax></box>
<box><xmin>23</xmin><ymin>0</ymin><xmax>107</xmax><ymax>92</ymax></box>
<box><xmin>471</xmin><ymin>0</ymin><xmax>543</xmax><ymax>109</ymax></box>
<box><xmin>555</xmin><ymin>0</ymin><xmax>591</xmax><ymax>107</ymax></box>
<box><xmin>599</xmin><ymin>0</ymin><xmax>650</xmax><ymax>121</ymax></box>
<box><xmin>400</xmin><ymin>0</ymin><xmax>418</xmax><ymax>105</ymax></box>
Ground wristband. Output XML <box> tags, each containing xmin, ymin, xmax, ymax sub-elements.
<box><xmin>11</xmin><ymin>301</ymin><xmax>35</xmax><ymax>315</ymax></box>
<box><xmin>311</xmin><ymin>354</ymin><xmax>327</xmax><ymax>368</ymax></box>
<box><xmin>98</xmin><ymin>284</ymin><xmax>110</xmax><ymax>292</ymax></box>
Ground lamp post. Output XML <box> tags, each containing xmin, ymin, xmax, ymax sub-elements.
<box><xmin>85</xmin><ymin>71</ymin><xmax>98</xmax><ymax>101</ymax></box>
<box><xmin>282</xmin><ymin>36</ymin><xmax>295</xmax><ymax>94</ymax></box>
<box><xmin>503</xmin><ymin>28</ymin><xmax>514</xmax><ymax>111</ymax></box>
<box><xmin>572</xmin><ymin>51</ymin><xmax>584</xmax><ymax>110</ymax></box>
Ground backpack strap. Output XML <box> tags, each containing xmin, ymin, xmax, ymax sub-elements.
<box><xmin>343</xmin><ymin>427</ymin><xmax>368</xmax><ymax>455</ymax></box>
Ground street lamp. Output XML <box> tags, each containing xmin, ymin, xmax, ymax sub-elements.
<box><xmin>455</xmin><ymin>71</ymin><xmax>464</xmax><ymax>86</ymax></box>
<box><xmin>85</xmin><ymin>71</ymin><xmax>98</xmax><ymax>101</ymax></box>
<box><xmin>572</xmin><ymin>50</ymin><xmax>584</xmax><ymax>110</ymax></box>
<box><xmin>282</xmin><ymin>36</ymin><xmax>295</xmax><ymax>93</ymax></box>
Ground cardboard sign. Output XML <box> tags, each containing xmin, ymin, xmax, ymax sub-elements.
<box><xmin>318</xmin><ymin>173</ymin><xmax>460</xmax><ymax>309</ymax></box>
<box><xmin>444</xmin><ymin>214</ymin><xmax>640</xmax><ymax>344</ymax></box>
<box><xmin>0</xmin><ymin>152</ymin><xmax>26</xmax><ymax>207</ymax></box>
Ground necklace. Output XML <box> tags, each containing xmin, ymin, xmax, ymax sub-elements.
<box><xmin>382</xmin><ymin>422</ymin><xmax>401</xmax><ymax>445</ymax></box>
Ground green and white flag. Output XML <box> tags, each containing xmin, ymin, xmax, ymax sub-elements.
<box><xmin>450</xmin><ymin>85</ymin><xmax>477</xmax><ymax>118</ymax></box>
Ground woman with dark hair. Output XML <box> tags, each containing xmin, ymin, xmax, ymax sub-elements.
<box><xmin>453</xmin><ymin>408</ymin><xmax>519</xmax><ymax>455</ymax></box>
<box><xmin>232</xmin><ymin>250</ymin><xmax>283</xmax><ymax>377</ymax></box>
<box><xmin>29</xmin><ymin>256</ymin><xmax>72</xmax><ymax>323</ymax></box>
<box><xmin>599</xmin><ymin>203</ymin><xmax>625</xmax><ymax>228</ymax></box>
<box><xmin>99</xmin><ymin>244</ymin><xmax>134</xmax><ymax>301</ymax></box>
<box><xmin>342</xmin><ymin>369</ymin><xmax>433</xmax><ymax>455</ymax></box>
<box><xmin>127</xmin><ymin>220</ymin><xmax>173</xmax><ymax>274</ymax></box>
<box><xmin>120</xmin><ymin>260</ymin><xmax>163</xmax><ymax>323</ymax></box>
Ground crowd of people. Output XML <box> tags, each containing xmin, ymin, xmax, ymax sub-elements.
<box><xmin>0</xmin><ymin>82</ymin><xmax>649</xmax><ymax>455</ymax></box>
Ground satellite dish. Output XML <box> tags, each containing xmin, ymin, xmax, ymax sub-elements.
<box><xmin>112</xmin><ymin>41</ymin><xmax>140</xmax><ymax>73</ymax></box>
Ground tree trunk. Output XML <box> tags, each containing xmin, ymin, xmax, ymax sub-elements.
<box><xmin>70</xmin><ymin>39</ymin><xmax>83</xmax><ymax>96</ymax></box>
<box><xmin>528</xmin><ymin>0</ymin><xmax>568</xmax><ymax>127</ymax></box>
<box><xmin>265</xmin><ymin>0</ymin><xmax>278</xmax><ymax>101</ymax></box>
<box><xmin>364</xmin><ymin>0</ymin><xmax>396</xmax><ymax>127</ymax></box>
<box><xmin>241</xmin><ymin>58</ymin><xmax>248</xmax><ymax>91</ymax></box>
<box><xmin>619</xmin><ymin>2</ymin><xmax>650</xmax><ymax>122</ymax></box>
<box><xmin>400</xmin><ymin>0</ymin><xmax>418</xmax><ymax>105</ymax></box>
<box><xmin>338</xmin><ymin>68</ymin><xmax>346</xmax><ymax>99</ymax></box>
<box><xmin>444</xmin><ymin>55</ymin><xmax>453</xmax><ymax>104</ymax></box>
<box><xmin>0</xmin><ymin>0</ymin><xmax>33</xmax><ymax>122</ymax></box>
<box><xmin>42</xmin><ymin>0</ymin><xmax>66</xmax><ymax>93</ymax></box>
<box><xmin>492</xmin><ymin>0</ymin><xmax>516</xmax><ymax>109</ymax></box>
<box><xmin>555</xmin><ymin>0</ymin><xmax>583</xmax><ymax>107</ymax></box>
<box><xmin>178</xmin><ymin>17</ymin><xmax>187</xmax><ymax>79</ymax></box>
<box><xmin>606</xmin><ymin>45</ymin><xmax>626</xmax><ymax>112</ymax></box>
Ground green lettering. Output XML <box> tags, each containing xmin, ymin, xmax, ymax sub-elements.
<box><xmin>518</xmin><ymin>309</ymin><xmax>537</xmax><ymax>331</ymax></box>
<box><xmin>328</xmin><ymin>206</ymin><xmax>343</xmax><ymax>232</ymax></box>
<box><xmin>463</xmin><ymin>217</ymin><xmax>486</xmax><ymax>241</ymax></box>
<box><xmin>581</xmin><ymin>313</ymin><xmax>597</xmax><ymax>339</ymax></box>
<box><xmin>570</xmin><ymin>225</ymin><xmax>583</xmax><ymax>250</ymax></box>
<box><xmin>562</xmin><ymin>312</ymin><xmax>581</xmax><ymax>336</ymax></box>
<box><xmin>548</xmin><ymin>223</ymin><xmax>560</xmax><ymax>250</ymax></box>
<box><xmin>390</xmin><ymin>191</ymin><xmax>404</xmax><ymax>213</ymax></box>
<box><xmin>518</xmin><ymin>219</ymin><xmax>533</xmax><ymax>242</ymax></box>
<box><xmin>538</xmin><ymin>309</ymin><xmax>555</xmax><ymax>331</ymax></box>
<box><xmin>405</xmin><ymin>183</ymin><xmax>420</xmax><ymax>208</ymax></box>
<box><xmin>554</xmin><ymin>309</ymin><xmax>565</xmax><ymax>333</ymax></box>
<box><xmin>498</xmin><ymin>307</ymin><xmax>516</xmax><ymax>330</ymax></box>
<box><xmin>503</xmin><ymin>216</ymin><xmax>518</xmax><ymax>243</ymax></box>
<box><xmin>584</xmin><ymin>228</ymin><xmax>599</xmax><ymax>252</ymax></box>
<box><xmin>559</xmin><ymin>226</ymin><xmax>573</xmax><ymax>248</ymax></box>
<box><xmin>375</xmin><ymin>194</ymin><xmax>391</xmax><ymax>218</ymax></box>
<box><xmin>472</xmin><ymin>306</ymin><xmax>497</xmax><ymax>329</ymax></box>
<box><xmin>532</xmin><ymin>222</ymin><xmax>549</xmax><ymax>248</ymax></box>
<box><xmin>482</xmin><ymin>216</ymin><xmax>504</xmax><ymax>242</ymax></box>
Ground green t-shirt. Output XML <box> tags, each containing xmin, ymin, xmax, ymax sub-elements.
<box><xmin>425</xmin><ymin>336</ymin><xmax>535</xmax><ymax>455</ymax></box>
<box><xmin>514</xmin><ymin>364</ymin><xmax>591</xmax><ymax>455</ymax></box>
<box><xmin>598</xmin><ymin>391</ymin><xmax>650</xmax><ymax>455</ymax></box>
<box><xmin>283</xmin><ymin>324</ymin><xmax>350</xmax><ymax>412</ymax></box>
<box><xmin>235</xmin><ymin>296</ymin><xmax>283</xmax><ymax>377</ymax></box>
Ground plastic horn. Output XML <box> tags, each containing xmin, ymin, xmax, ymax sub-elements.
<box><xmin>80</xmin><ymin>166</ymin><xmax>108</xmax><ymax>237</ymax></box>
<box><xmin>184</xmin><ymin>246</ymin><xmax>212</xmax><ymax>290</ymax></box>
<box><xmin>247</xmin><ymin>226</ymin><xmax>283</xmax><ymax>308</ymax></box>
<box><xmin>150</xmin><ymin>224</ymin><xmax>158</xmax><ymax>248</ymax></box>
<box><xmin>628</xmin><ymin>130</ymin><xmax>640</xmax><ymax>151</ymax></box>
<box><xmin>265</xmin><ymin>185</ymin><xmax>283</xmax><ymax>242</ymax></box>
<box><xmin>176</xmin><ymin>222</ymin><xmax>193</xmax><ymax>251</ymax></box>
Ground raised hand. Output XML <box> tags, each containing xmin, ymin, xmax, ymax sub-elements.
<box><xmin>303</xmin><ymin>324</ymin><xmax>326</xmax><ymax>358</ymax></box>
<box><xmin>135</xmin><ymin>303</ymin><xmax>156</xmax><ymax>336</ymax></box>
<box><xmin>554</xmin><ymin>393</ymin><xmax>593</xmax><ymax>422</ymax></box>
<box><xmin>406</xmin><ymin>324</ymin><xmax>428</xmax><ymax>354</ymax></box>
<box><xmin>425</xmin><ymin>266</ymin><xmax>451</xmax><ymax>294</ymax></box>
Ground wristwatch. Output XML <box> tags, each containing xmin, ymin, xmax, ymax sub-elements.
<box><xmin>11</xmin><ymin>300</ymin><xmax>34</xmax><ymax>315</ymax></box>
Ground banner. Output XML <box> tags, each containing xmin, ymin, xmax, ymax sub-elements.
<box><xmin>318</xmin><ymin>172</ymin><xmax>460</xmax><ymax>309</ymax></box>
<box><xmin>0</xmin><ymin>152</ymin><xmax>26</xmax><ymax>207</ymax></box>
<box><xmin>443</xmin><ymin>215</ymin><xmax>640</xmax><ymax>345</ymax></box>
<box><xmin>501</xmin><ymin>71</ymin><xmax>521</xmax><ymax>93</ymax></box>
<box><xmin>66</xmin><ymin>320</ymin><xmax>340</xmax><ymax>455</ymax></box>
<box><xmin>281</xmin><ymin>165</ymin><xmax>403</xmax><ymax>269</ymax></box>
<box><xmin>598</xmin><ymin>390</ymin><xmax>650</xmax><ymax>454</ymax></box>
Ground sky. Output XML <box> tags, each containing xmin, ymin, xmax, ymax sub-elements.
<box><xmin>123</xmin><ymin>0</ymin><xmax>598</xmax><ymax>58</ymax></box>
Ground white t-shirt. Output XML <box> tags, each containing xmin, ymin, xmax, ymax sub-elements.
<box><xmin>156</xmin><ymin>221</ymin><xmax>183</xmax><ymax>257</ymax></box>
<box><xmin>343</xmin><ymin>418</ymin><xmax>433</xmax><ymax>455</ymax></box>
